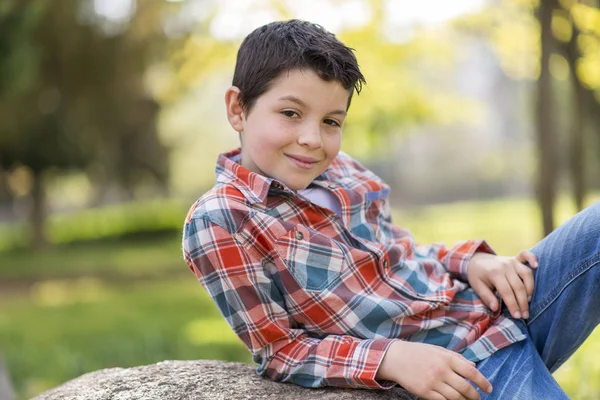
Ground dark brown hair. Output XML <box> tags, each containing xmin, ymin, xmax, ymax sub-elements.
<box><xmin>232</xmin><ymin>19</ymin><xmax>366</xmax><ymax>114</ymax></box>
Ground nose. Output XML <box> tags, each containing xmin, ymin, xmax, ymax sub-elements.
<box><xmin>297</xmin><ymin>122</ymin><xmax>322</xmax><ymax>149</ymax></box>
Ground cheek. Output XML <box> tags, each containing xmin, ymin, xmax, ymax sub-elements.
<box><xmin>323</xmin><ymin>133</ymin><xmax>342</xmax><ymax>158</ymax></box>
<box><xmin>247</xmin><ymin>118</ymin><xmax>293</xmax><ymax>149</ymax></box>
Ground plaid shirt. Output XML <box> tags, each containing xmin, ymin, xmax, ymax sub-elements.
<box><xmin>183</xmin><ymin>148</ymin><xmax>525</xmax><ymax>389</ymax></box>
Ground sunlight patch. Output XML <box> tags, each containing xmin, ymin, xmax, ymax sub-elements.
<box><xmin>183</xmin><ymin>318</ymin><xmax>240</xmax><ymax>345</ymax></box>
<box><xmin>30</xmin><ymin>277</ymin><xmax>108</xmax><ymax>307</ymax></box>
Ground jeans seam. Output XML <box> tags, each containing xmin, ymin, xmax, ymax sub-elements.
<box><xmin>527</xmin><ymin>253</ymin><xmax>600</xmax><ymax>326</ymax></box>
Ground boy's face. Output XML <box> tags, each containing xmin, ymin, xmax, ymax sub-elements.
<box><xmin>225</xmin><ymin>69</ymin><xmax>349</xmax><ymax>191</ymax></box>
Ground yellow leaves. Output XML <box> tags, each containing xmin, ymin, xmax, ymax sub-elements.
<box><xmin>337</xmin><ymin>23</ymin><xmax>464</xmax><ymax>156</ymax></box>
<box><xmin>456</xmin><ymin>0</ymin><xmax>600</xmax><ymax>86</ymax></box>
<box><xmin>178</xmin><ymin>36</ymin><xmax>235</xmax><ymax>87</ymax></box>
<box><xmin>571</xmin><ymin>3</ymin><xmax>600</xmax><ymax>35</ymax></box>
<box><xmin>508</xmin><ymin>0</ymin><xmax>539</xmax><ymax>9</ymax></box>
<box><xmin>492</xmin><ymin>20</ymin><xmax>540</xmax><ymax>80</ymax></box>
<box><xmin>577</xmin><ymin>33</ymin><xmax>600</xmax><ymax>55</ymax></box>
<box><xmin>559</xmin><ymin>0</ymin><xmax>577</xmax><ymax>9</ymax></box>
<box><xmin>576</xmin><ymin>55</ymin><xmax>600</xmax><ymax>89</ymax></box>
<box><xmin>575</xmin><ymin>34</ymin><xmax>600</xmax><ymax>89</ymax></box>
<box><xmin>552</xmin><ymin>9</ymin><xmax>572</xmax><ymax>42</ymax></box>
<box><xmin>157</xmin><ymin>34</ymin><xmax>238</xmax><ymax>104</ymax></box>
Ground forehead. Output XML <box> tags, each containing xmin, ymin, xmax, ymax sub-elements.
<box><xmin>261</xmin><ymin>69</ymin><xmax>351</xmax><ymax>109</ymax></box>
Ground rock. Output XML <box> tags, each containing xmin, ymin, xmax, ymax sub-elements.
<box><xmin>33</xmin><ymin>359</ymin><xmax>420</xmax><ymax>400</ymax></box>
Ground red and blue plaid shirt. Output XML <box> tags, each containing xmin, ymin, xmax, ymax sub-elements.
<box><xmin>183</xmin><ymin>148</ymin><xmax>525</xmax><ymax>389</ymax></box>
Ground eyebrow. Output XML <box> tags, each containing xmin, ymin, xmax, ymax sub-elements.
<box><xmin>278</xmin><ymin>95</ymin><xmax>347</xmax><ymax>117</ymax></box>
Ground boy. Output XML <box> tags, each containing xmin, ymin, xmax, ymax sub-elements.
<box><xmin>183</xmin><ymin>20</ymin><xmax>600</xmax><ymax>399</ymax></box>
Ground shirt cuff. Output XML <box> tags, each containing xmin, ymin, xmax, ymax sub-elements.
<box><xmin>348</xmin><ymin>338</ymin><xmax>398</xmax><ymax>389</ymax></box>
<box><xmin>446</xmin><ymin>239</ymin><xmax>495</xmax><ymax>281</ymax></box>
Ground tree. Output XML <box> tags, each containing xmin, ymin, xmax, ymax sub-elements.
<box><xmin>0</xmin><ymin>0</ymin><xmax>181</xmax><ymax>249</ymax></box>
<box><xmin>536</xmin><ymin>0</ymin><xmax>559</xmax><ymax>235</ymax></box>
<box><xmin>557</xmin><ymin>0</ymin><xmax>600</xmax><ymax>212</ymax></box>
<box><xmin>455</xmin><ymin>0</ymin><xmax>600</xmax><ymax>235</ymax></box>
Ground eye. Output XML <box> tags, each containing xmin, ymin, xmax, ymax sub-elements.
<box><xmin>324</xmin><ymin>118</ymin><xmax>341</xmax><ymax>127</ymax></box>
<box><xmin>281</xmin><ymin>110</ymin><xmax>299</xmax><ymax>118</ymax></box>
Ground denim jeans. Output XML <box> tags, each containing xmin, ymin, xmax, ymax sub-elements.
<box><xmin>475</xmin><ymin>201</ymin><xmax>600</xmax><ymax>399</ymax></box>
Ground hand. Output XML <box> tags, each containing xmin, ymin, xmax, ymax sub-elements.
<box><xmin>376</xmin><ymin>341</ymin><xmax>492</xmax><ymax>399</ymax></box>
<box><xmin>466</xmin><ymin>250</ymin><xmax>538</xmax><ymax>319</ymax></box>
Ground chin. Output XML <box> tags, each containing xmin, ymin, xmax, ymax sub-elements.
<box><xmin>287</xmin><ymin>183</ymin><xmax>309</xmax><ymax>191</ymax></box>
<box><xmin>284</xmin><ymin>179</ymin><xmax>312</xmax><ymax>191</ymax></box>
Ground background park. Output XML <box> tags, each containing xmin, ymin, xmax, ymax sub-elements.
<box><xmin>1</xmin><ymin>0</ymin><xmax>600</xmax><ymax>398</ymax></box>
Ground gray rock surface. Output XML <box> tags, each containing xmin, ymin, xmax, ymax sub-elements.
<box><xmin>33</xmin><ymin>359</ymin><xmax>420</xmax><ymax>400</ymax></box>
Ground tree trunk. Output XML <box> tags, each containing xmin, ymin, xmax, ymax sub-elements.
<box><xmin>0</xmin><ymin>169</ymin><xmax>10</xmax><ymax>202</ymax></box>
<box><xmin>30</xmin><ymin>169</ymin><xmax>48</xmax><ymax>250</ymax></box>
<box><xmin>560</xmin><ymin>3</ymin><xmax>600</xmax><ymax>212</ymax></box>
<box><xmin>536</xmin><ymin>0</ymin><xmax>558</xmax><ymax>236</ymax></box>
<box><xmin>568</xmin><ymin>48</ymin><xmax>586</xmax><ymax>211</ymax></box>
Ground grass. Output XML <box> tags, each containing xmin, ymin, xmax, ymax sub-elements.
<box><xmin>0</xmin><ymin>194</ymin><xmax>599</xmax><ymax>399</ymax></box>
<box><xmin>0</xmin><ymin>277</ymin><xmax>252</xmax><ymax>399</ymax></box>
<box><xmin>0</xmin><ymin>234</ymin><xmax>183</xmax><ymax>281</ymax></box>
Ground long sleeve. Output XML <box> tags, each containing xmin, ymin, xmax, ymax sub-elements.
<box><xmin>381</xmin><ymin>214</ymin><xmax>496</xmax><ymax>282</ymax></box>
<box><xmin>414</xmin><ymin>239</ymin><xmax>496</xmax><ymax>282</ymax></box>
<box><xmin>183</xmin><ymin>216</ymin><xmax>398</xmax><ymax>389</ymax></box>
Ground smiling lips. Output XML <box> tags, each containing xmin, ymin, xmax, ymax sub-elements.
<box><xmin>285</xmin><ymin>154</ymin><xmax>320</xmax><ymax>169</ymax></box>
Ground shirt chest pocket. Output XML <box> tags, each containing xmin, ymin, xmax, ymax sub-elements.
<box><xmin>274</xmin><ymin>225</ymin><xmax>347</xmax><ymax>291</ymax></box>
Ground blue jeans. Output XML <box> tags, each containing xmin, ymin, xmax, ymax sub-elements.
<box><xmin>475</xmin><ymin>201</ymin><xmax>600</xmax><ymax>399</ymax></box>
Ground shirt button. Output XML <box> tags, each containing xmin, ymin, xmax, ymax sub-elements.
<box><xmin>295</xmin><ymin>231</ymin><xmax>304</xmax><ymax>241</ymax></box>
<box><xmin>383</xmin><ymin>260</ymin><xmax>389</xmax><ymax>268</ymax></box>
<box><xmin>328</xmin><ymin>184</ymin><xmax>336</xmax><ymax>189</ymax></box>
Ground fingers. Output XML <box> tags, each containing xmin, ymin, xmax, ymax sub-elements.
<box><xmin>451</xmin><ymin>356</ymin><xmax>492</xmax><ymax>396</ymax></box>
<box><xmin>506</xmin><ymin>264</ymin><xmax>530</xmax><ymax>318</ymax></box>
<box><xmin>491</xmin><ymin>259</ymin><xmax>534</xmax><ymax>319</ymax></box>
<box><xmin>515</xmin><ymin>261</ymin><xmax>535</xmax><ymax>301</ymax></box>
<box><xmin>469</xmin><ymin>280</ymin><xmax>499</xmax><ymax>312</ymax></box>
<box><xmin>435</xmin><ymin>383</ymin><xmax>469</xmax><ymax>400</ymax></box>
<box><xmin>493</xmin><ymin>275</ymin><xmax>520</xmax><ymax>319</ymax></box>
<box><xmin>516</xmin><ymin>250</ymin><xmax>538</xmax><ymax>269</ymax></box>
<box><xmin>427</xmin><ymin>391</ymin><xmax>448</xmax><ymax>400</ymax></box>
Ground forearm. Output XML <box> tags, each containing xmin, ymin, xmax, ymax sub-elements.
<box><xmin>261</xmin><ymin>335</ymin><xmax>399</xmax><ymax>389</ymax></box>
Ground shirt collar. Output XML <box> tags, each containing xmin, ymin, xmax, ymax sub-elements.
<box><xmin>216</xmin><ymin>148</ymin><xmax>335</xmax><ymax>204</ymax></box>
<box><xmin>215</xmin><ymin>148</ymin><xmax>276</xmax><ymax>204</ymax></box>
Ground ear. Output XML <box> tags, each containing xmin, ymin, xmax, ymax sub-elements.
<box><xmin>225</xmin><ymin>86</ymin><xmax>245</xmax><ymax>132</ymax></box>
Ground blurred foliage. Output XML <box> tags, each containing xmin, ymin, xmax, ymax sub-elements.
<box><xmin>0</xmin><ymin>0</ymin><xmax>176</xmax><ymax>192</ymax></box>
<box><xmin>454</xmin><ymin>0</ymin><xmax>600</xmax><ymax>93</ymax></box>
<box><xmin>0</xmin><ymin>197</ymin><xmax>188</xmax><ymax>252</ymax></box>
<box><xmin>339</xmin><ymin>16</ymin><xmax>483</xmax><ymax>159</ymax></box>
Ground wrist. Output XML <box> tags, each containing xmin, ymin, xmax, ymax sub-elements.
<box><xmin>375</xmin><ymin>340</ymin><xmax>404</xmax><ymax>381</ymax></box>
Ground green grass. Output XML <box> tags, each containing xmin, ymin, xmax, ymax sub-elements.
<box><xmin>1</xmin><ymin>194</ymin><xmax>599</xmax><ymax>399</ymax></box>
<box><xmin>0</xmin><ymin>234</ymin><xmax>183</xmax><ymax>281</ymax></box>
<box><xmin>393</xmin><ymin>193</ymin><xmax>600</xmax><ymax>255</ymax></box>
<box><xmin>0</xmin><ymin>278</ymin><xmax>252</xmax><ymax>399</ymax></box>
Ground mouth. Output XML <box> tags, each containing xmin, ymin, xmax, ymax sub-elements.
<box><xmin>285</xmin><ymin>154</ymin><xmax>320</xmax><ymax>170</ymax></box>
